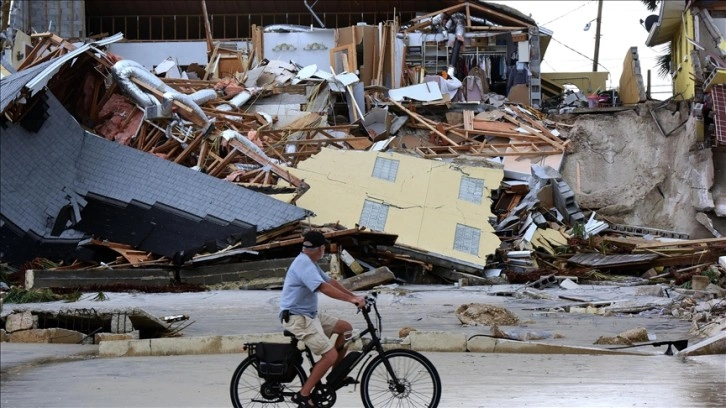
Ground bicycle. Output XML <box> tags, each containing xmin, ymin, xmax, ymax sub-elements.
<box><xmin>230</xmin><ymin>292</ymin><xmax>442</xmax><ymax>407</ymax></box>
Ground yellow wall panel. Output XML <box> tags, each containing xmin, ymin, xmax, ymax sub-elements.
<box><xmin>290</xmin><ymin>149</ymin><xmax>503</xmax><ymax>266</ymax></box>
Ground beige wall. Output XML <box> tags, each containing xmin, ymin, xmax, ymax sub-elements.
<box><xmin>289</xmin><ymin>148</ymin><xmax>503</xmax><ymax>266</ymax></box>
<box><xmin>672</xmin><ymin>9</ymin><xmax>695</xmax><ymax>100</ymax></box>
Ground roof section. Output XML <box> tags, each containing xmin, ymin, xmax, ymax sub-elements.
<box><xmin>0</xmin><ymin>91</ymin><xmax>308</xmax><ymax>266</ymax></box>
<box><xmin>645</xmin><ymin>1</ymin><xmax>686</xmax><ymax>46</ymax></box>
<box><xmin>0</xmin><ymin>59</ymin><xmax>54</xmax><ymax>112</ymax></box>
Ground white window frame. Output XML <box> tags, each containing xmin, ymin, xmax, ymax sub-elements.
<box><xmin>458</xmin><ymin>176</ymin><xmax>484</xmax><ymax>204</ymax></box>
<box><xmin>453</xmin><ymin>223</ymin><xmax>480</xmax><ymax>255</ymax></box>
<box><xmin>371</xmin><ymin>157</ymin><xmax>399</xmax><ymax>182</ymax></box>
<box><xmin>359</xmin><ymin>199</ymin><xmax>389</xmax><ymax>231</ymax></box>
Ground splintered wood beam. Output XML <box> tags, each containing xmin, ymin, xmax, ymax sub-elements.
<box><xmin>134</xmin><ymin>123</ymin><xmax>148</xmax><ymax>150</ymax></box>
<box><xmin>142</xmin><ymin>128</ymin><xmax>164</xmax><ymax>151</ymax></box>
<box><xmin>503</xmin><ymin>114</ymin><xmax>564</xmax><ymax>151</ymax></box>
<box><xmin>406</xmin><ymin>4</ymin><xmax>464</xmax><ymax>25</ymax></box>
<box><xmin>196</xmin><ymin>139</ymin><xmax>211</xmax><ymax>170</ymax></box>
<box><xmin>415</xmin><ymin>144</ymin><xmax>562</xmax><ymax>159</ymax></box>
<box><xmin>514</xmin><ymin>109</ymin><xmax>566</xmax><ymax>147</ymax></box>
<box><xmin>174</xmin><ymin>132</ymin><xmax>207</xmax><ymax>164</ymax></box>
<box><xmin>17</xmin><ymin>37</ymin><xmax>52</xmax><ymax>70</ymax></box>
<box><xmin>466</xmin><ymin>1</ymin><xmax>535</xmax><ymax>27</ymax></box>
<box><xmin>208</xmin><ymin>149</ymin><xmax>239</xmax><ymax>177</ymax></box>
<box><xmin>228</xmin><ymin>138</ymin><xmax>309</xmax><ymax>195</ymax></box>
<box><xmin>390</xmin><ymin>99</ymin><xmax>459</xmax><ymax>146</ymax></box>
<box><xmin>151</xmin><ymin>138</ymin><xmax>179</xmax><ymax>154</ymax></box>
<box><xmin>468</xmin><ymin>26</ymin><xmax>528</xmax><ymax>31</ymax></box>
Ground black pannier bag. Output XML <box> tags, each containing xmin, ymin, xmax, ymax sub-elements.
<box><xmin>255</xmin><ymin>342</ymin><xmax>302</xmax><ymax>382</ymax></box>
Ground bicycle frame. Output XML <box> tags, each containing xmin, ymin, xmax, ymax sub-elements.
<box><xmin>232</xmin><ymin>291</ymin><xmax>441</xmax><ymax>407</ymax></box>
<box><xmin>298</xmin><ymin>292</ymin><xmax>402</xmax><ymax>390</ymax></box>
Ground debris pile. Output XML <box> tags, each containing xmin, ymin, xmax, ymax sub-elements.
<box><xmin>0</xmin><ymin>0</ymin><xmax>724</xmax><ymax>311</ymax></box>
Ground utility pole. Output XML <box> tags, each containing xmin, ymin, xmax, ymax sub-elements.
<box><xmin>593</xmin><ymin>0</ymin><xmax>603</xmax><ymax>71</ymax></box>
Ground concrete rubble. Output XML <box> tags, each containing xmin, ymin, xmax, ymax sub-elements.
<box><xmin>0</xmin><ymin>1</ymin><xmax>724</xmax><ymax>356</ymax></box>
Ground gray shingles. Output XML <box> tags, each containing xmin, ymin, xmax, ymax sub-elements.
<box><xmin>1</xmin><ymin>92</ymin><xmax>309</xmax><ymax>265</ymax></box>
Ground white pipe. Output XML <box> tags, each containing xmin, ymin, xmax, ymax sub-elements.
<box><xmin>222</xmin><ymin>129</ymin><xmax>281</xmax><ymax>165</ymax></box>
<box><xmin>112</xmin><ymin>59</ymin><xmax>211</xmax><ymax>127</ymax></box>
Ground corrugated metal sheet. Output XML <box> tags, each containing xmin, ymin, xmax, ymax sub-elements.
<box><xmin>568</xmin><ymin>253</ymin><xmax>658</xmax><ymax>268</ymax></box>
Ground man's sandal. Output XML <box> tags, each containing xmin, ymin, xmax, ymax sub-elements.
<box><xmin>291</xmin><ymin>391</ymin><xmax>316</xmax><ymax>407</ymax></box>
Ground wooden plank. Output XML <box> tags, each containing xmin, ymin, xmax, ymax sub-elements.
<box><xmin>142</xmin><ymin>127</ymin><xmax>164</xmax><ymax>152</ymax></box>
<box><xmin>208</xmin><ymin>149</ymin><xmax>238</xmax><ymax>177</ymax></box>
<box><xmin>174</xmin><ymin>132</ymin><xmax>207</xmax><ymax>164</ymax></box>
<box><xmin>472</xmin><ymin>119</ymin><xmax>518</xmax><ymax>133</ymax></box>
<box><xmin>374</xmin><ymin>24</ymin><xmax>388</xmax><ymax>86</ymax></box>
<box><xmin>389</xmin><ymin>99</ymin><xmax>459</xmax><ymax>146</ymax></box>
<box><xmin>503</xmin><ymin>114</ymin><xmax>564</xmax><ymax>151</ymax></box>
<box><xmin>329</xmin><ymin>44</ymin><xmax>355</xmax><ymax>74</ymax></box>
<box><xmin>463</xmin><ymin>110</ymin><xmax>474</xmax><ymax>131</ymax></box>
<box><xmin>197</xmin><ymin>139</ymin><xmax>210</xmax><ymax>171</ymax></box>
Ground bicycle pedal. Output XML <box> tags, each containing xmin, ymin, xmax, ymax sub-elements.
<box><xmin>341</xmin><ymin>376</ymin><xmax>359</xmax><ymax>386</ymax></box>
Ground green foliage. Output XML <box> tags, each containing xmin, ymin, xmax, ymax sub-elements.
<box><xmin>656</xmin><ymin>43</ymin><xmax>672</xmax><ymax>79</ymax></box>
<box><xmin>640</xmin><ymin>0</ymin><xmax>659</xmax><ymax>12</ymax></box>
<box><xmin>63</xmin><ymin>292</ymin><xmax>83</xmax><ymax>302</ymax></box>
<box><xmin>3</xmin><ymin>288</ymin><xmax>63</xmax><ymax>303</ymax></box>
<box><xmin>91</xmin><ymin>292</ymin><xmax>109</xmax><ymax>301</ymax></box>
<box><xmin>702</xmin><ymin>268</ymin><xmax>720</xmax><ymax>284</ymax></box>
<box><xmin>571</xmin><ymin>222</ymin><xmax>586</xmax><ymax>239</ymax></box>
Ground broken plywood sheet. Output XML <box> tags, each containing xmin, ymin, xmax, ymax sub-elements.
<box><xmin>336</xmin><ymin>25</ymin><xmax>379</xmax><ymax>85</ymax></box>
<box><xmin>472</xmin><ymin>119</ymin><xmax>519</xmax><ymax>133</ymax></box>
<box><xmin>389</xmin><ymin>134</ymin><xmax>434</xmax><ymax>149</ymax></box>
<box><xmin>507</xmin><ymin>83</ymin><xmax>530</xmax><ymax>105</ymax></box>
<box><xmin>502</xmin><ymin>145</ymin><xmax>564</xmax><ymax>181</ymax></box>
<box><xmin>531</xmin><ymin>228</ymin><xmax>570</xmax><ymax>254</ymax></box>
<box><xmin>389</xmin><ymin>82</ymin><xmax>443</xmax><ymax>102</ymax></box>
<box><xmin>568</xmin><ymin>253</ymin><xmax>659</xmax><ymax>268</ymax></box>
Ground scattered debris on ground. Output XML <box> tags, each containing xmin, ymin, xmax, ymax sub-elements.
<box><xmin>0</xmin><ymin>3</ymin><xmax>724</xmax><ymax>348</ymax></box>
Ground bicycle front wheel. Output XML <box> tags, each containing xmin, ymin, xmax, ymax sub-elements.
<box><xmin>230</xmin><ymin>356</ymin><xmax>307</xmax><ymax>408</ymax></box>
<box><xmin>360</xmin><ymin>349</ymin><xmax>442</xmax><ymax>408</ymax></box>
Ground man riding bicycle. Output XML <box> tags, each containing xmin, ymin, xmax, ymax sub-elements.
<box><xmin>279</xmin><ymin>230</ymin><xmax>365</xmax><ymax>407</ymax></box>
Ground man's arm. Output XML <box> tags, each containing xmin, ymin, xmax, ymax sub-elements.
<box><xmin>318</xmin><ymin>281</ymin><xmax>365</xmax><ymax>308</ymax></box>
<box><xmin>326</xmin><ymin>278</ymin><xmax>357</xmax><ymax>298</ymax></box>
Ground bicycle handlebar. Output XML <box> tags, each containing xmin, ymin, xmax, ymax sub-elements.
<box><xmin>357</xmin><ymin>291</ymin><xmax>378</xmax><ymax>314</ymax></box>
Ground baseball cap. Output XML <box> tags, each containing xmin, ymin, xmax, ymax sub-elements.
<box><xmin>302</xmin><ymin>230</ymin><xmax>329</xmax><ymax>248</ymax></box>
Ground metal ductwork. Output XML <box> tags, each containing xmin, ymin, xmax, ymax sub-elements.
<box><xmin>112</xmin><ymin>60</ymin><xmax>212</xmax><ymax>128</ymax></box>
<box><xmin>304</xmin><ymin>0</ymin><xmax>326</xmax><ymax>28</ymax></box>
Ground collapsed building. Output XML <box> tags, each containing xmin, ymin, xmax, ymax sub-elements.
<box><xmin>0</xmin><ymin>1</ymin><xmax>724</xmax><ymax>291</ymax></box>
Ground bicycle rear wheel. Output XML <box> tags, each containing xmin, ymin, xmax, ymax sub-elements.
<box><xmin>230</xmin><ymin>356</ymin><xmax>307</xmax><ymax>408</ymax></box>
<box><xmin>360</xmin><ymin>349</ymin><xmax>442</xmax><ymax>408</ymax></box>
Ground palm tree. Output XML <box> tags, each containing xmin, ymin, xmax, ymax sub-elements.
<box><xmin>640</xmin><ymin>1</ymin><xmax>671</xmax><ymax>78</ymax></box>
<box><xmin>640</xmin><ymin>0</ymin><xmax>658</xmax><ymax>12</ymax></box>
<box><xmin>656</xmin><ymin>43</ymin><xmax>671</xmax><ymax>78</ymax></box>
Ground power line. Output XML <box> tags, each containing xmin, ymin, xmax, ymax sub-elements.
<box><xmin>547</xmin><ymin>35</ymin><xmax>611</xmax><ymax>75</ymax></box>
<box><xmin>540</xmin><ymin>1</ymin><xmax>594</xmax><ymax>26</ymax></box>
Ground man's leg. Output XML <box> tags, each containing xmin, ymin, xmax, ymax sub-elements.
<box><xmin>331</xmin><ymin>319</ymin><xmax>353</xmax><ymax>367</ymax></box>
<box><xmin>302</xmin><ymin>347</ymin><xmax>337</xmax><ymax>396</ymax></box>
<box><xmin>319</xmin><ymin>314</ymin><xmax>353</xmax><ymax>367</ymax></box>
<box><xmin>284</xmin><ymin>315</ymin><xmax>336</xmax><ymax>404</ymax></box>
